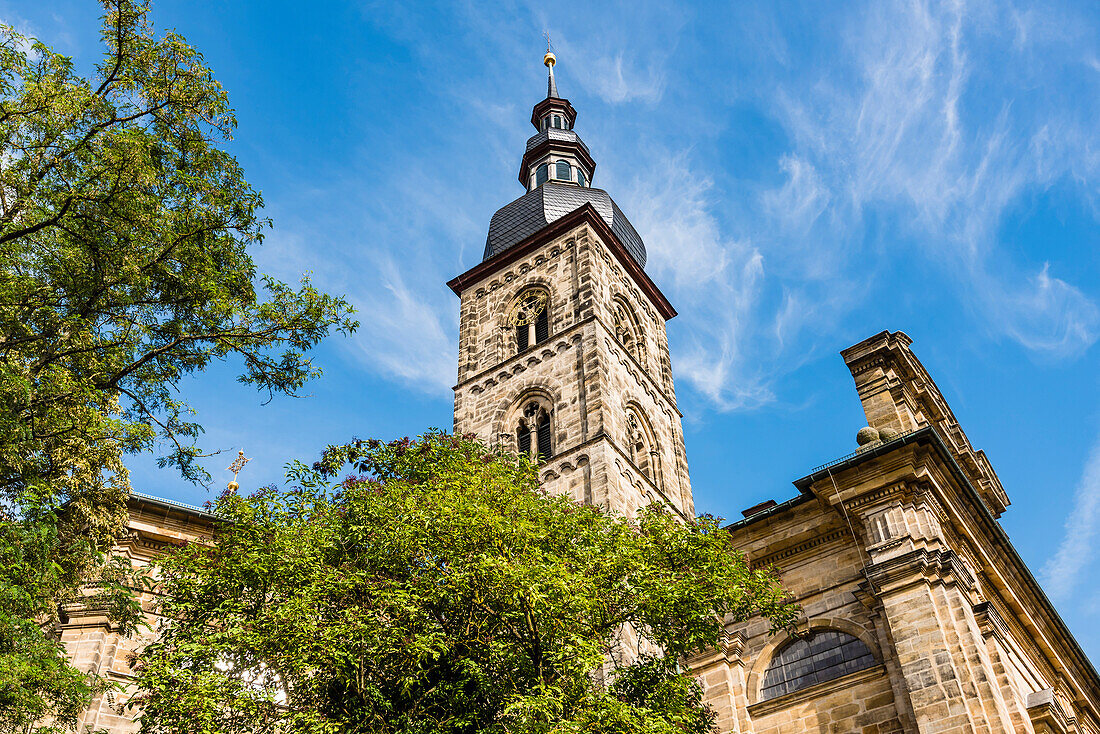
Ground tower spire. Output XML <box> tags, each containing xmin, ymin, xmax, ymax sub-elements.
<box><xmin>543</xmin><ymin>33</ymin><xmax>558</xmax><ymax>98</ymax></box>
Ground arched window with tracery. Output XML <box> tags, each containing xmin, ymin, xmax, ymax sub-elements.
<box><xmin>625</xmin><ymin>408</ymin><xmax>658</xmax><ymax>485</ymax></box>
<box><xmin>511</xmin><ymin>289</ymin><xmax>550</xmax><ymax>353</ymax></box>
<box><xmin>760</xmin><ymin>631</ymin><xmax>875</xmax><ymax>701</ymax></box>
<box><xmin>612</xmin><ymin>298</ymin><xmax>645</xmax><ymax>364</ymax></box>
<box><xmin>517</xmin><ymin>400</ymin><xmax>552</xmax><ymax>462</ymax></box>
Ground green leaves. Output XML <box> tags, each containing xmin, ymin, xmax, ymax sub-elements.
<box><xmin>135</xmin><ymin>432</ymin><xmax>797</xmax><ymax>734</ymax></box>
<box><xmin>0</xmin><ymin>2</ymin><xmax>355</xmax><ymax>730</ymax></box>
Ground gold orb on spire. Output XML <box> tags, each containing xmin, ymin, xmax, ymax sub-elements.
<box><xmin>543</xmin><ymin>30</ymin><xmax>555</xmax><ymax>67</ymax></box>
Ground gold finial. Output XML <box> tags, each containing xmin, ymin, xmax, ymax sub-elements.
<box><xmin>226</xmin><ymin>449</ymin><xmax>250</xmax><ymax>491</ymax></box>
<box><xmin>543</xmin><ymin>31</ymin><xmax>556</xmax><ymax>67</ymax></box>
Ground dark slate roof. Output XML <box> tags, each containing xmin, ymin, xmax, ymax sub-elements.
<box><xmin>483</xmin><ymin>184</ymin><xmax>647</xmax><ymax>267</ymax></box>
<box><xmin>524</xmin><ymin>129</ymin><xmax>591</xmax><ymax>157</ymax></box>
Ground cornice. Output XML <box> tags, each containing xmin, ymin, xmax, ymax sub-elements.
<box><xmin>972</xmin><ymin>600</ymin><xmax>1011</xmax><ymax>642</ymax></box>
<box><xmin>862</xmin><ymin>547</ymin><xmax>975</xmax><ymax>594</ymax></box>
<box><xmin>752</xmin><ymin>528</ymin><xmax>848</xmax><ymax>570</ymax></box>
<box><xmin>519</xmin><ymin>137</ymin><xmax>597</xmax><ymax>182</ymax></box>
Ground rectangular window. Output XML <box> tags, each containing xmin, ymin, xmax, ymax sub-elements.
<box><xmin>516</xmin><ymin>323</ymin><xmax>529</xmax><ymax>352</ymax></box>
<box><xmin>518</xmin><ymin>427</ymin><xmax>531</xmax><ymax>456</ymax></box>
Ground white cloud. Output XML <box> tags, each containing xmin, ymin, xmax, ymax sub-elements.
<box><xmin>347</xmin><ymin>256</ymin><xmax>456</xmax><ymax>392</ymax></box>
<box><xmin>574</xmin><ymin>50</ymin><xmax>665</xmax><ymax>105</ymax></box>
<box><xmin>762</xmin><ymin>154</ymin><xmax>829</xmax><ymax>238</ymax></box>
<box><xmin>762</xmin><ymin>0</ymin><xmax>1100</xmax><ymax>359</ymax></box>
<box><xmin>1042</xmin><ymin>434</ymin><xmax>1100</xmax><ymax>601</ymax></box>
<box><xmin>614</xmin><ymin>151</ymin><xmax>775</xmax><ymax>410</ymax></box>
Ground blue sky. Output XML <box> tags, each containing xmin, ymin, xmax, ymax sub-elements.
<box><xmin>12</xmin><ymin>1</ymin><xmax>1100</xmax><ymax>658</ymax></box>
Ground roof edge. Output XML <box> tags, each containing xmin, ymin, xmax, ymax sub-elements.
<box><xmin>128</xmin><ymin>491</ymin><xmax>224</xmax><ymax>522</ymax></box>
<box><xmin>447</xmin><ymin>203</ymin><xmax>677</xmax><ymax>320</ymax></box>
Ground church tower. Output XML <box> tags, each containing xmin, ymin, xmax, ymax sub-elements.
<box><xmin>448</xmin><ymin>50</ymin><xmax>693</xmax><ymax>519</ymax></box>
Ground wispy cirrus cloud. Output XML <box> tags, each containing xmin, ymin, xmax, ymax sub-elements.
<box><xmin>1042</xmin><ymin>433</ymin><xmax>1100</xmax><ymax>601</ymax></box>
<box><xmin>762</xmin><ymin>0</ymin><xmax>1100</xmax><ymax>359</ymax></box>
<box><xmin>614</xmin><ymin>152</ymin><xmax>775</xmax><ymax>410</ymax></box>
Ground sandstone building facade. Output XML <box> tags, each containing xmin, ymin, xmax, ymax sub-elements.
<box><xmin>65</xmin><ymin>54</ymin><xmax>1100</xmax><ymax>733</ymax></box>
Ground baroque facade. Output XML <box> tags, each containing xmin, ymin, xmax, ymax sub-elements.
<box><xmin>66</xmin><ymin>53</ymin><xmax>1100</xmax><ymax>733</ymax></box>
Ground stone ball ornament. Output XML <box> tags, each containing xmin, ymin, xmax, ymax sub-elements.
<box><xmin>856</xmin><ymin>426</ymin><xmax>880</xmax><ymax>446</ymax></box>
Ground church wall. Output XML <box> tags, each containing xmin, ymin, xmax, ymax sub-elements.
<box><xmin>582</xmin><ymin>229</ymin><xmax>693</xmax><ymax>517</ymax></box>
<box><xmin>59</xmin><ymin>498</ymin><xmax>217</xmax><ymax>734</ymax></box>
<box><xmin>688</xmin><ymin>499</ymin><xmax>908</xmax><ymax>733</ymax></box>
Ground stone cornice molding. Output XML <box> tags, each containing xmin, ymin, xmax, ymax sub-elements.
<box><xmin>863</xmin><ymin>547</ymin><xmax>975</xmax><ymax>594</ymax></box>
<box><xmin>752</xmin><ymin>528</ymin><xmax>848</xmax><ymax>570</ymax></box>
<box><xmin>683</xmin><ymin>630</ymin><xmax>747</xmax><ymax>668</ymax></box>
<box><xmin>458</xmin><ymin>322</ymin><xmax>584</xmax><ymax>392</ymax></box>
<box><xmin>1027</xmin><ymin>688</ymin><xmax>1075</xmax><ymax>734</ymax></box>
<box><xmin>972</xmin><ymin>600</ymin><xmax>1011</xmax><ymax>642</ymax></box>
<box><xmin>842</xmin><ymin>480</ymin><xmax>911</xmax><ymax>511</ymax></box>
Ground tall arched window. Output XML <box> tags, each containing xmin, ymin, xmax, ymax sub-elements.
<box><xmin>577</xmin><ymin>169</ymin><xmax>586</xmax><ymax>187</ymax></box>
<box><xmin>555</xmin><ymin>161</ymin><xmax>570</xmax><ymax>180</ymax></box>
<box><xmin>760</xmin><ymin>631</ymin><xmax>875</xmax><ymax>701</ymax></box>
<box><xmin>511</xmin><ymin>290</ymin><xmax>550</xmax><ymax>353</ymax></box>
<box><xmin>612</xmin><ymin>298</ymin><xmax>645</xmax><ymax>364</ymax></box>
<box><xmin>535</xmin><ymin>163</ymin><xmax>548</xmax><ymax>187</ymax></box>
<box><xmin>626</xmin><ymin>411</ymin><xmax>655</xmax><ymax>482</ymax></box>
<box><xmin>517</xmin><ymin>401</ymin><xmax>552</xmax><ymax>462</ymax></box>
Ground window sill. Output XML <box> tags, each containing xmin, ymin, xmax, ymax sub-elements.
<box><xmin>746</xmin><ymin>664</ymin><xmax>885</xmax><ymax>717</ymax></box>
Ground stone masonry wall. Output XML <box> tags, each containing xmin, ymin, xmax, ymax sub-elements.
<box><xmin>452</xmin><ymin>219</ymin><xmax>692</xmax><ymax>518</ymax></box>
<box><xmin>688</xmin><ymin>500</ymin><xmax>907</xmax><ymax>733</ymax></box>
<box><xmin>59</xmin><ymin>499</ymin><xmax>216</xmax><ymax>734</ymax></box>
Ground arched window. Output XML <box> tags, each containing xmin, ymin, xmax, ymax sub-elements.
<box><xmin>660</xmin><ymin>351</ymin><xmax>674</xmax><ymax>393</ymax></box>
<box><xmin>511</xmin><ymin>290</ymin><xmax>550</xmax><ymax>353</ymax></box>
<box><xmin>612</xmin><ymin>298</ymin><xmax>645</xmax><ymax>364</ymax></box>
<box><xmin>517</xmin><ymin>400</ymin><xmax>552</xmax><ymax>462</ymax></box>
<box><xmin>626</xmin><ymin>411</ymin><xmax>656</xmax><ymax>482</ymax></box>
<box><xmin>577</xmin><ymin>169</ymin><xmax>586</xmax><ymax>187</ymax></box>
<box><xmin>555</xmin><ymin>161</ymin><xmax>570</xmax><ymax>181</ymax></box>
<box><xmin>760</xmin><ymin>631</ymin><xmax>875</xmax><ymax>701</ymax></box>
<box><xmin>535</xmin><ymin>163</ymin><xmax>548</xmax><ymax>187</ymax></box>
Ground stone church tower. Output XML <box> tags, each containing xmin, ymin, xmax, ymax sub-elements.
<box><xmin>447</xmin><ymin>50</ymin><xmax>693</xmax><ymax>519</ymax></box>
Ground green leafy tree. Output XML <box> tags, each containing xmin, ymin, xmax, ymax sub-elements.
<box><xmin>0</xmin><ymin>1</ymin><xmax>356</xmax><ymax>730</ymax></box>
<box><xmin>134</xmin><ymin>432</ymin><xmax>797</xmax><ymax>734</ymax></box>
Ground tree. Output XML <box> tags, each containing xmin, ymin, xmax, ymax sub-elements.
<box><xmin>133</xmin><ymin>432</ymin><xmax>797</xmax><ymax>734</ymax></box>
<box><xmin>0</xmin><ymin>1</ymin><xmax>356</xmax><ymax>730</ymax></box>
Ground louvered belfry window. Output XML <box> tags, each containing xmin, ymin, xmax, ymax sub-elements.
<box><xmin>535</xmin><ymin>163</ymin><xmax>548</xmax><ymax>187</ymax></box>
<box><xmin>516</xmin><ymin>321</ymin><xmax>529</xmax><ymax>351</ymax></box>
<box><xmin>536</xmin><ymin>412</ymin><xmax>552</xmax><ymax>460</ymax></box>
<box><xmin>518</xmin><ymin>401</ymin><xmax>552</xmax><ymax>462</ymax></box>
<box><xmin>556</xmin><ymin>161</ymin><xmax>570</xmax><ymax>180</ymax></box>
<box><xmin>517</xmin><ymin>424</ymin><xmax>532</xmax><ymax>456</ymax></box>
<box><xmin>534</xmin><ymin>307</ymin><xmax>549</xmax><ymax>344</ymax></box>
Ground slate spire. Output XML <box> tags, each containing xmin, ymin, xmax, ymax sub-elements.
<box><xmin>545</xmin><ymin>50</ymin><xmax>558</xmax><ymax>98</ymax></box>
